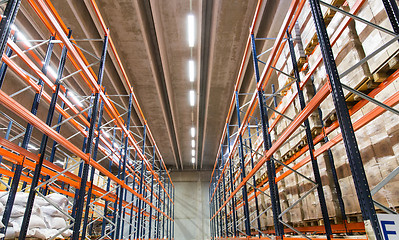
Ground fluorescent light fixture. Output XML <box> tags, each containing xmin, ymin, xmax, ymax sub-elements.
<box><xmin>191</xmin><ymin>127</ymin><xmax>195</xmax><ymax>137</ymax></box>
<box><xmin>189</xmin><ymin>60</ymin><xmax>195</xmax><ymax>82</ymax></box>
<box><xmin>69</xmin><ymin>91</ymin><xmax>83</xmax><ymax>107</ymax></box>
<box><xmin>12</xmin><ymin>24</ymin><xmax>32</xmax><ymax>47</ymax></box>
<box><xmin>191</xmin><ymin>157</ymin><xmax>195</xmax><ymax>163</ymax></box>
<box><xmin>187</xmin><ymin>14</ymin><xmax>195</xmax><ymax>47</ymax></box>
<box><xmin>47</xmin><ymin>66</ymin><xmax>58</xmax><ymax>78</ymax></box>
<box><xmin>28</xmin><ymin>144</ymin><xmax>39</xmax><ymax>150</ymax></box>
<box><xmin>189</xmin><ymin>90</ymin><xmax>195</xmax><ymax>106</ymax></box>
<box><xmin>191</xmin><ymin>149</ymin><xmax>195</xmax><ymax>156</ymax></box>
<box><xmin>191</xmin><ymin>139</ymin><xmax>195</xmax><ymax>148</ymax></box>
<box><xmin>103</xmin><ymin>131</ymin><xmax>111</xmax><ymax>138</ymax></box>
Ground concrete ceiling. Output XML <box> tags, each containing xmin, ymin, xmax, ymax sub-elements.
<box><xmin>11</xmin><ymin>0</ymin><xmax>291</xmax><ymax>170</ymax></box>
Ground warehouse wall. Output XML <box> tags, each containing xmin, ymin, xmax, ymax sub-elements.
<box><xmin>171</xmin><ymin>170</ymin><xmax>211</xmax><ymax>240</ymax></box>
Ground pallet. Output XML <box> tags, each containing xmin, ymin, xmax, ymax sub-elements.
<box><xmin>304</xmin><ymin>0</ymin><xmax>346</xmax><ymax>55</ymax></box>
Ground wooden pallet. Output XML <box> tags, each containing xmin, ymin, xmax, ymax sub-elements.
<box><xmin>304</xmin><ymin>0</ymin><xmax>346</xmax><ymax>55</ymax></box>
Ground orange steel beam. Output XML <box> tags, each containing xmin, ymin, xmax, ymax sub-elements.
<box><xmin>25</xmin><ymin>0</ymin><xmax>170</xmax><ymax>203</ymax></box>
<box><xmin>211</xmin><ymin>82</ymin><xmax>330</xmax><ymax>220</ymax></box>
<box><xmin>87</xmin><ymin>0</ymin><xmax>173</xmax><ymax>188</ymax></box>
<box><xmin>262</xmin><ymin>221</ymin><xmax>366</xmax><ymax>233</ymax></box>
<box><xmin>1</xmin><ymin>50</ymin><xmax>162</xmax><ymax>203</ymax></box>
<box><xmin>234</xmin><ymin>69</ymin><xmax>399</xmax><ymax>214</ymax></box>
<box><xmin>7</xmin><ymin>15</ymin><xmax>169</xmax><ymax>205</ymax></box>
<box><xmin>33</xmin><ymin>0</ymin><xmax>173</xmax><ymax>203</ymax></box>
<box><xmin>0</xmin><ymin>89</ymin><xmax>172</xmax><ymax>221</ymax></box>
<box><xmin>210</xmin><ymin>0</ymin><xmax>302</xmax><ymax>203</ymax></box>
<box><xmin>210</xmin><ymin>0</ymin><xmax>366</xmax><ymax>205</ymax></box>
<box><xmin>0</xmin><ymin>165</ymin><xmax>152</xmax><ymax>217</ymax></box>
<box><xmin>0</xmin><ymin>137</ymin><xmax>157</xmax><ymax>219</ymax></box>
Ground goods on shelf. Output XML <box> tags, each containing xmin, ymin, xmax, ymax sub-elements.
<box><xmin>0</xmin><ymin>192</ymin><xmax>71</xmax><ymax>239</ymax></box>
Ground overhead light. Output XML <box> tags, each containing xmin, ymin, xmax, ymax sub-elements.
<box><xmin>28</xmin><ymin>144</ymin><xmax>39</xmax><ymax>150</ymax></box>
<box><xmin>191</xmin><ymin>149</ymin><xmax>195</xmax><ymax>156</ymax></box>
<box><xmin>191</xmin><ymin>127</ymin><xmax>195</xmax><ymax>137</ymax></box>
<box><xmin>103</xmin><ymin>131</ymin><xmax>111</xmax><ymax>138</ymax></box>
<box><xmin>191</xmin><ymin>157</ymin><xmax>195</xmax><ymax>163</ymax></box>
<box><xmin>12</xmin><ymin>24</ymin><xmax>32</xmax><ymax>47</ymax></box>
<box><xmin>187</xmin><ymin>14</ymin><xmax>195</xmax><ymax>47</ymax></box>
<box><xmin>47</xmin><ymin>66</ymin><xmax>58</xmax><ymax>78</ymax></box>
<box><xmin>189</xmin><ymin>60</ymin><xmax>195</xmax><ymax>82</ymax></box>
<box><xmin>191</xmin><ymin>139</ymin><xmax>195</xmax><ymax>148</ymax></box>
<box><xmin>189</xmin><ymin>90</ymin><xmax>195</xmax><ymax>106</ymax></box>
<box><xmin>69</xmin><ymin>91</ymin><xmax>83</xmax><ymax>107</ymax></box>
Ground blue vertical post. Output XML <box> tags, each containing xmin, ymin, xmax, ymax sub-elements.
<box><xmin>310</xmin><ymin>74</ymin><xmax>348</xmax><ymax>227</ymax></box>
<box><xmin>250</xmin><ymin>33</ymin><xmax>284</xmax><ymax>238</ymax></box>
<box><xmin>287</xmin><ymin>29</ymin><xmax>332</xmax><ymax>238</ymax></box>
<box><xmin>161</xmin><ymin>172</ymin><xmax>166</xmax><ymax>239</ymax></box>
<box><xmin>308</xmin><ymin>0</ymin><xmax>382</xmax><ymax>238</ymax></box>
<box><xmin>0</xmin><ymin>32</ymin><xmax>17</xmax><ymax>89</ymax></box>
<box><xmin>70</xmin><ymin>94</ymin><xmax>93</xmax><ymax>220</ymax></box>
<box><xmin>48</xmin><ymin>89</ymin><xmax>68</xmax><ymax>164</ymax></box>
<box><xmin>115</xmin><ymin>93</ymin><xmax>133</xmax><ymax>239</ymax></box>
<box><xmin>247</xmin><ymin>123</ymin><xmax>261</xmax><ymax>235</ymax></box>
<box><xmin>220</xmin><ymin>145</ymin><xmax>229</xmax><ymax>237</ymax></box>
<box><xmin>43</xmin><ymin>89</ymin><xmax>69</xmax><ymax>195</ymax></box>
<box><xmin>81</xmin><ymin>97</ymin><xmax>105</xmax><ymax>239</ymax></box>
<box><xmin>165</xmin><ymin>178</ymin><xmax>170</xmax><ymax>239</ymax></box>
<box><xmin>101</xmin><ymin>125</ymin><xmax>117</xmax><ymax>236</ymax></box>
<box><xmin>141</xmin><ymin>182</ymin><xmax>147</xmax><ymax>239</ymax></box>
<box><xmin>61</xmin><ymin>157</ymin><xmax>70</xmax><ymax>190</ymax></box>
<box><xmin>135</xmin><ymin>125</ymin><xmax>147</xmax><ymax>239</ymax></box>
<box><xmin>226</xmin><ymin>123</ymin><xmax>238</xmax><ymax>236</ymax></box>
<box><xmin>271</xmin><ymin>84</ymin><xmax>278</xmax><ymax>108</ymax></box>
<box><xmin>0</xmin><ymin>34</ymin><xmax>55</xmax><ymax>233</ymax></box>
<box><xmin>19</xmin><ymin>30</ymin><xmax>72</xmax><ymax>240</ymax></box>
<box><xmin>128</xmin><ymin>150</ymin><xmax>138</xmax><ymax>238</ymax></box>
<box><xmin>172</xmin><ymin>186</ymin><xmax>175</xmax><ymax>239</ymax></box>
<box><xmin>0</xmin><ymin>0</ymin><xmax>21</xmax><ymax>60</ymax></box>
<box><xmin>382</xmin><ymin>0</ymin><xmax>399</xmax><ymax>35</ymax></box>
<box><xmin>121</xmin><ymin>148</ymin><xmax>130</xmax><ymax>237</ymax></box>
<box><xmin>234</xmin><ymin>92</ymin><xmax>252</xmax><ymax>236</ymax></box>
<box><xmin>216</xmin><ymin>157</ymin><xmax>223</xmax><ymax>237</ymax></box>
<box><xmin>0</xmin><ymin>120</ymin><xmax>12</xmax><ymax>179</ymax></box>
<box><xmin>155</xmin><ymin>173</ymin><xmax>161</xmax><ymax>240</ymax></box>
<box><xmin>169</xmin><ymin>181</ymin><xmax>173</xmax><ymax>239</ymax></box>
<box><xmin>112</xmin><ymin>140</ymin><xmax>123</xmax><ymax>238</ymax></box>
<box><xmin>71</xmin><ymin>32</ymin><xmax>109</xmax><ymax>240</ymax></box>
<box><xmin>148</xmin><ymin>147</ymin><xmax>156</xmax><ymax>239</ymax></box>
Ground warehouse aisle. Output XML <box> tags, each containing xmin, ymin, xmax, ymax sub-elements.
<box><xmin>172</xmin><ymin>171</ymin><xmax>211</xmax><ymax>240</ymax></box>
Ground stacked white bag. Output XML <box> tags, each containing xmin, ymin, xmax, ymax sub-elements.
<box><xmin>0</xmin><ymin>192</ymin><xmax>72</xmax><ymax>239</ymax></box>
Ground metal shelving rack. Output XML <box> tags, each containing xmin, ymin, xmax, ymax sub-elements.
<box><xmin>209</xmin><ymin>0</ymin><xmax>399</xmax><ymax>239</ymax></box>
<box><xmin>0</xmin><ymin>0</ymin><xmax>174</xmax><ymax>239</ymax></box>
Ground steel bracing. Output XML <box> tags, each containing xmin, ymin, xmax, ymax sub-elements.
<box><xmin>0</xmin><ymin>0</ymin><xmax>174</xmax><ymax>239</ymax></box>
<box><xmin>209</xmin><ymin>0</ymin><xmax>399</xmax><ymax>239</ymax></box>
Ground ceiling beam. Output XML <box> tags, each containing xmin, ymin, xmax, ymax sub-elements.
<box><xmin>134</xmin><ymin>0</ymin><xmax>183</xmax><ymax>169</ymax></box>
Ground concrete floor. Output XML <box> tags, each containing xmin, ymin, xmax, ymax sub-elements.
<box><xmin>171</xmin><ymin>171</ymin><xmax>211</xmax><ymax>240</ymax></box>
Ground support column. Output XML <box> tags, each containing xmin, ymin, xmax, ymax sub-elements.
<box><xmin>20</xmin><ymin>30</ymin><xmax>72</xmax><ymax>239</ymax></box>
<box><xmin>0</xmin><ymin>34</ymin><xmax>55</xmax><ymax>233</ymax></box>
<box><xmin>250</xmin><ymin>33</ymin><xmax>284</xmax><ymax>238</ymax></box>
<box><xmin>71</xmin><ymin>32</ymin><xmax>108</xmax><ymax>240</ymax></box>
<box><xmin>135</xmin><ymin>125</ymin><xmax>147</xmax><ymax>239</ymax></box>
<box><xmin>287</xmin><ymin>29</ymin><xmax>332</xmax><ymax>238</ymax></box>
<box><xmin>309</xmin><ymin>0</ymin><xmax>382</xmax><ymax>239</ymax></box>
<box><xmin>226</xmin><ymin>123</ymin><xmax>238</xmax><ymax>236</ymax></box>
<box><xmin>234</xmin><ymin>91</ymin><xmax>252</xmax><ymax>236</ymax></box>
<box><xmin>0</xmin><ymin>0</ymin><xmax>21</xmax><ymax>58</ymax></box>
